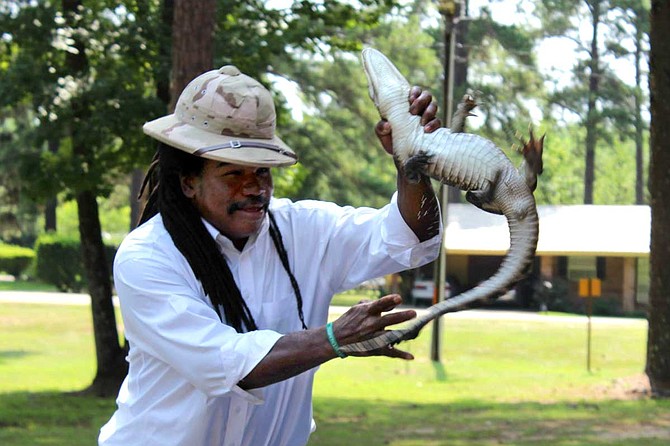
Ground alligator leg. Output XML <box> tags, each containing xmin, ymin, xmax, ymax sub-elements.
<box><xmin>465</xmin><ymin>171</ymin><xmax>503</xmax><ymax>215</ymax></box>
<box><xmin>517</xmin><ymin>127</ymin><xmax>545</xmax><ymax>192</ymax></box>
<box><xmin>450</xmin><ymin>94</ymin><xmax>478</xmax><ymax>133</ymax></box>
<box><xmin>402</xmin><ymin>152</ymin><xmax>434</xmax><ymax>183</ymax></box>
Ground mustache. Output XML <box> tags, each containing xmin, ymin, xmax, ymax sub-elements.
<box><xmin>227</xmin><ymin>196</ymin><xmax>270</xmax><ymax>214</ymax></box>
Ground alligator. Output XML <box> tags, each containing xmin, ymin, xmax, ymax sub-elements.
<box><xmin>340</xmin><ymin>48</ymin><xmax>544</xmax><ymax>355</ymax></box>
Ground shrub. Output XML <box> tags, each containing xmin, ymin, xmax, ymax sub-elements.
<box><xmin>0</xmin><ymin>243</ymin><xmax>36</xmax><ymax>277</ymax></box>
<box><xmin>34</xmin><ymin>234</ymin><xmax>116</xmax><ymax>292</ymax></box>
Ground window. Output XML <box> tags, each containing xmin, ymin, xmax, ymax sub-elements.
<box><xmin>636</xmin><ymin>257</ymin><xmax>649</xmax><ymax>304</ymax></box>
<box><xmin>567</xmin><ymin>256</ymin><xmax>597</xmax><ymax>281</ymax></box>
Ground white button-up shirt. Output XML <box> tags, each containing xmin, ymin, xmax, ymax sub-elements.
<box><xmin>99</xmin><ymin>195</ymin><xmax>441</xmax><ymax>446</ymax></box>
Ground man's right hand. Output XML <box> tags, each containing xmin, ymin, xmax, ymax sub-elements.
<box><xmin>330</xmin><ymin>294</ymin><xmax>416</xmax><ymax>360</ymax></box>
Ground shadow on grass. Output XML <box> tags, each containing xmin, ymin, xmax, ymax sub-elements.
<box><xmin>0</xmin><ymin>391</ymin><xmax>116</xmax><ymax>446</ymax></box>
<box><xmin>310</xmin><ymin>396</ymin><xmax>670</xmax><ymax>446</ymax></box>
<box><xmin>432</xmin><ymin>360</ymin><xmax>447</xmax><ymax>382</ymax></box>
<box><xmin>0</xmin><ymin>350</ymin><xmax>34</xmax><ymax>365</ymax></box>
<box><xmin>2</xmin><ymin>391</ymin><xmax>668</xmax><ymax>446</ymax></box>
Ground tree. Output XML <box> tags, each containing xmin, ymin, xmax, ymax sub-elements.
<box><xmin>536</xmin><ymin>0</ymin><xmax>642</xmax><ymax>204</ymax></box>
<box><xmin>1</xmin><ymin>0</ymin><xmax>402</xmax><ymax>396</ymax></box>
<box><xmin>0</xmin><ymin>0</ymin><xmax>165</xmax><ymax>395</ymax></box>
<box><xmin>464</xmin><ymin>2</ymin><xmax>543</xmax><ymax>144</ymax></box>
<box><xmin>646</xmin><ymin>0</ymin><xmax>670</xmax><ymax>398</ymax></box>
<box><xmin>610</xmin><ymin>0</ymin><xmax>650</xmax><ymax>205</ymax></box>
<box><xmin>270</xmin><ymin>10</ymin><xmax>442</xmax><ymax>207</ymax></box>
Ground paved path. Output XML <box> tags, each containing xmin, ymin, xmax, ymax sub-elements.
<box><xmin>0</xmin><ymin>291</ymin><xmax>646</xmax><ymax>326</ymax></box>
<box><xmin>0</xmin><ymin>290</ymin><xmax>119</xmax><ymax>306</ymax></box>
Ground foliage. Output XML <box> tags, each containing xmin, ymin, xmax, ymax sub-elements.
<box><xmin>461</xmin><ymin>3</ymin><xmax>545</xmax><ymax>145</ymax></box>
<box><xmin>533</xmin><ymin>0</ymin><xmax>650</xmax><ymax>204</ymax></box>
<box><xmin>0</xmin><ymin>107</ymin><xmax>41</xmax><ymax>246</ymax></box>
<box><xmin>275</xmin><ymin>13</ymin><xmax>442</xmax><ymax>207</ymax></box>
<box><xmin>50</xmin><ymin>186</ymin><xmax>131</xmax><ymax>243</ymax></box>
<box><xmin>34</xmin><ymin>233</ymin><xmax>116</xmax><ymax>292</ymax></box>
<box><xmin>0</xmin><ymin>243</ymin><xmax>34</xmax><ymax>277</ymax></box>
<box><xmin>0</xmin><ymin>1</ymin><xmax>163</xmax><ymax>201</ymax></box>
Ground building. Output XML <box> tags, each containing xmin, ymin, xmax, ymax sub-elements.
<box><xmin>413</xmin><ymin>203</ymin><xmax>650</xmax><ymax>313</ymax></box>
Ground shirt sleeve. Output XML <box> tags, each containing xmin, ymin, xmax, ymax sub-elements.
<box><xmin>308</xmin><ymin>192</ymin><xmax>442</xmax><ymax>293</ymax></box>
<box><xmin>114</xmin><ymin>250</ymin><xmax>283</xmax><ymax>401</ymax></box>
<box><xmin>382</xmin><ymin>192</ymin><xmax>443</xmax><ymax>267</ymax></box>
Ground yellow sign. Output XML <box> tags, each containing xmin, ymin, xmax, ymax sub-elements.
<box><xmin>579</xmin><ymin>278</ymin><xmax>602</xmax><ymax>297</ymax></box>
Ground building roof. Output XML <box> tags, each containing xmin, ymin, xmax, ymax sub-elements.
<box><xmin>444</xmin><ymin>203</ymin><xmax>651</xmax><ymax>257</ymax></box>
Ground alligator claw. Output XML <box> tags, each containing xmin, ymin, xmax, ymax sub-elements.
<box><xmin>403</xmin><ymin>152</ymin><xmax>433</xmax><ymax>183</ymax></box>
<box><xmin>517</xmin><ymin>126</ymin><xmax>545</xmax><ymax>192</ymax></box>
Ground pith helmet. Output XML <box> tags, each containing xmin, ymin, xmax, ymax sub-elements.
<box><xmin>143</xmin><ymin>65</ymin><xmax>297</xmax><ymax>167</ymax></box>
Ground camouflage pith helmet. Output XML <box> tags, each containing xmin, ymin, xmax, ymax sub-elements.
<box><xmin>143</xmin><ymin>65</ymin><xmax>297</xmax><ymax>167</ymax></box>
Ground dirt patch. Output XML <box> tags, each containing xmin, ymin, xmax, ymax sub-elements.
<box><xmin>591</xmin><ymin>373</ymin><xmax>652</xmax><ymax>400</ymax></box>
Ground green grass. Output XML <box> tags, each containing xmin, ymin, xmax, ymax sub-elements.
<box><xmin>330</xmin><ymin>289</ymin><xmax>381</xmax><ymax>307</ymax></box>
<box><xmin>1</xmin><ymin>300</ymin><xmax>668</xmax><ymax>445</ymax></box>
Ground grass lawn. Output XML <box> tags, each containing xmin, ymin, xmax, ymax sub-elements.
<box><xmin>0</xmin><ymin>297</ymin><xmax>668</xmax><ymax>445</ymax></box>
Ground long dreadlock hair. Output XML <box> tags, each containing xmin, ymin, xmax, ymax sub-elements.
<box><xmin>138</xmin><ymin>142</ymin><xmax>307</xmax><ymax>332</ymax></box>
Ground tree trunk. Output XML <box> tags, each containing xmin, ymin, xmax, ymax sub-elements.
<box><xmin>63</xmin><ymin>0</ymin><xmax>127</xmax><ymax>396</ymax></box>
<box><xmin>77</xmin><ymin>190</ymin><xmax>128</xmax><ymax>396</ymax></box>
<box><xmin>169</xmin><ymin>0</ymin><xmax>216</xmax><ymax>111</ymax></box>
<box><xmin>44</xmin><ymin>139</ymin><xmax>59</xmax><ymax>232</ymax></box>
<box><xmin>44</xmin><ymin>198</ymin><xmax>57</xmax><ymax>232</ymax></box>
<box><xmin>583</xmin><ymin>0</ymin><xmax>601</xmax><ymax>205</ymax></box>
<box><xmin>646</xmin><ymin>0</ymin><xmax>670</xmax><ymax>398</ymax></box>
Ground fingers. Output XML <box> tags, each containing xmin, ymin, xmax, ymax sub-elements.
<box><xmin>379</xmin><ymin>308</ymin><xmax>416</xmax><ymax>327</ymax></box>
<box><xmin>408</xmin><ymin>85</ymin><xmax>422</xmax><ymax>103</ymax></box>
<box><xmin>365</xmin><ymin>339</ymin><xmax>414</xmax><ymax>360</ymax></box>
<box><xmin>367</xmin><ymin>293</ymin><xmax>403</xmax><ymax>313</ymax></box>
<box><xmin>382</xmin><ymin>345</ymin><xmax>414</xmax><ymax>360</ymax></box>
<box><xmin>375</xmin><ymin>120</ymin><xmax>393</xmax><ymax>155</ymax></box>
<box><xmin>333</xmin><ymin>294</ymin><xmax>413</xmax><ymax>346</ymax></box>
<box><xmin>408</xmin><ymin>87</ymin><xmax>442</xmax><ymax>132</ymax></box>
<box><xmin>408</xmin><ymin>90</ymin><xmax>433</xmax><ymax>116</ymax></box>
<box><xmin>363</xmin><ymin>294</ymin><xmax>416</xmax><ymax>332</ymax></box>
<box><xmin>421</xmin><ymin>103</ymin><xmax>440</xmax><ymax>130</ymax></box>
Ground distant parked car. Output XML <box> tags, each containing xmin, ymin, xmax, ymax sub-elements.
<box><xmin>410</xmin><ymin>279</ymin><xmax>451</xmax><ymax>306</ymax></box>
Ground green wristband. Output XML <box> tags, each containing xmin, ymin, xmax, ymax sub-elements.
<box><xmin>326</xmin><ymin>322</ymin><xmax>347</xmax><ymax>358</ymax></box>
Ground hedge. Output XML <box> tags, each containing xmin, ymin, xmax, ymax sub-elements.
<box><xmin>34</xmin><ymin>234</ymin><xmax>116</xmax><ymax>292</ymax></box>
<box><xmin>0</xmin><ymin>243</ymin><xmax>36</xmax><ymax>277</ymax></box>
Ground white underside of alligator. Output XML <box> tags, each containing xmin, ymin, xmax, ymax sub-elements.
<box><xmin>340</xmin><ymin>48</ymin><xmax>543</xmax><ymax>355</ymax></box>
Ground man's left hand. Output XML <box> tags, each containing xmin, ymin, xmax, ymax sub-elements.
<box><xmin>375</xmin><ymin>86</ymin><xmax>442</xmax><ymax>155</ymax></box>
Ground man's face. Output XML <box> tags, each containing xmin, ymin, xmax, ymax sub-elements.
<box><xmin>181</xmin><ymin>159</ymin><xmax>274</xmax><ymax>249</ymax></box>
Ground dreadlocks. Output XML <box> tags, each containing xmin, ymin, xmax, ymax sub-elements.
<box><xmin>138</xmin><ymin>142</ymin><xmax>307</xmax><ymax>332</ymax></box>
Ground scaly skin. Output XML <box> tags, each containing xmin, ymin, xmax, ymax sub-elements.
<box><xmin>340</xmin><ymin>48</ymin><xmax>542</xmax><ymax>355</ymax></box>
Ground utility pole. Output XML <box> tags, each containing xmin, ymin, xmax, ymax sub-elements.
<box><xmin>431</xmin><ymin>0</ymin><xmax>464</xmax><ymax>362</ymax></box>
<box><xmin>431</xmin><ymin>2</ymin><xmax>455</xmax><ymax>362</ymax></box>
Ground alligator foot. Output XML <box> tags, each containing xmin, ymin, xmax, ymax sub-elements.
<box><xmin>516</xmin><ymin>126</ymin><xmax>545</xmax><ymax>192</ymax></box>
<box><xmin>465</xmin><ymin>171</ymin><xmax>503</xmax><ymax>215</ymax></box>
<box><xmin>450</xmin><ymin>93</ymin><xmax>479</xmax><ymax>133</ymax></box>
<box><xmin>403</xmin><ymin>152</ymin><xmax>434</xmax><ymax>183</ymax></box>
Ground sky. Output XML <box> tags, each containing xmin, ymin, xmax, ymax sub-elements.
<box><xmin>469</xmin><ymin>0</ymin><xmax>639</xmax><ymax>86</ymax></box>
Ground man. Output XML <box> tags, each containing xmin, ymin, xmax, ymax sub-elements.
<box><xmin>99</xmin><ymin>64</ymin><xmax>442</xmax><ymax>446</ymax></box>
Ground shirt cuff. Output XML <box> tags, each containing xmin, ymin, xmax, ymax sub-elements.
<box><xmin>217</xmin><ymin>330</ymin><xmax>283</xmax><ymax>401</ymax></box>
<box><xmin>382</xmin><ymin>192</ymin><xmax>443</xmax><ymax>267</ymax></box>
